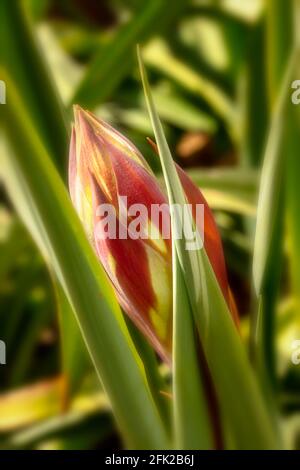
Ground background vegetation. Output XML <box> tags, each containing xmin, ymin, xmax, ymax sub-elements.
<box><xmin>0</xmin><ymin>0</ymin><xmax>300</xmax><ymax>450</ymax></box>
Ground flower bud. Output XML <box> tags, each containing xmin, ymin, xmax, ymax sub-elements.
<box><xmin>69</xmin><ymin>106</ymin><xmax>237</xmax><ymax>361</ymax></box>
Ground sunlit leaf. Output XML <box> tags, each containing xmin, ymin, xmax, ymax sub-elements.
<box><xmin>138</xmin><ymin>48</ymin><xmax>280</xmax><ymax>449</ymax></box>
<box><xmin>0</xmin><ymin>72</ymin><xmax>169</xmax><ymax>449</ymax></box>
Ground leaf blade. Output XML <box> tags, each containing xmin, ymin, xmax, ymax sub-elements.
<box><xmin>0</xmin><ymin>71</ymin><xmax>169</xmax><ymax>450</ymax></box>
<box><xmin>138</xmin><ymin>48</ymin><xmax>280</xmax><ymax>449</ymax></box>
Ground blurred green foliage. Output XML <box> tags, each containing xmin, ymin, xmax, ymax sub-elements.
<box><xmin>0</xmin><ymin>0</ymin><xmax>300</xmax><ymax>450</ymax></box>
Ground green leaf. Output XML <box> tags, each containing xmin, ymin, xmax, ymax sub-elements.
<box><xmin>55</xmin><ymin>281</ymin><xmax>91</xmax><ymax>402</ymax></box>
<box><xmin>251</xmin><ymin>44</ymin><xmax>297</xmax><ymax>395</ymax></box>
<box><xmin>0</xmin><ymin>72</ymin><xmax>169</xmax><ymax>450</ymax></box>
<box><xmin>266</xmin><ymin>0</ymin><xmax>293</xmax><ymax>105</ymax></box>
<box><xmin>0</xmin><ymin>377</ymin><xmax>68</xmax><ymax>432</ymax></box>
<box><xmin>172</xmin><ymin>256</ymin><xmax>214</xmax><ymax>449</ymax></box>
<box><xmin>186</xmin><ymin>167</ymin><xmax>258</xmax><ymax>194</ymax></box>
<box><xmin>0</xmin><ymin>374</ymin><xmax>112</xmax><ymax>450</ymax></box>
<box><xmin>138</xmin><ymin>48</ymin><xmax>280</xmax><ymax>449</ymax></box>
<box><xmin>286</xmin><ymin>105</ymin><xmax>300</xmax><ymax>320</ymax></box>
<box><xmin>0</xmin><ymin>0</ymin><xmax>68</xmax><ymax>173</ymax></box>
<box><xmin>3</xmin><ymin>408</ymin><xmax>113</xmax><ymax>450</ymax></box>
<box><xmin>124</xmin><ymin>316</ymin><xmax>171</xmax><ymax>430</ymax></box>
<box><xmin>139</xmin><ymin>47</ymin><xmax>215</xmax><ymax>450</ymax></box>
<box><xmin>0</xmin><ymin>0</ymin><xmax>88</xmax><ymax>398</ymax></box>
<box><xmin>71</xmin><ymin>0</ymin><xmax>186</xmax><ymax>108</ymax></box>
<box><xmin>183</xmin><ymin>168</ymin><xmax>258</xmax><ymax>216</ymax></box>
<box><xmin>239</xmin><ymin>19</ymin><xmax>269</xmax><ymax>166</ymax></box>
<box><xmin>284</xmin><ymin>0</ymin><xmax>300</xmax><ymax>394</ymax></box>
<box><xmin>249</xmin><ymin>0</ymin><xmax>295</xmax><ymax>398</ymax></box>
<box><xmin>150</xmin><ymin>84</ymin><xmax>217</xmax><ymax>132</ymax></box>
<box><xmin>201</xmin><ymin>189</ymin><xmax>256</xmax><ymax>217</ymax></box>
<box><xmin>253</xmin><ymin>52</ymin><xmax>296</xmax><ymax>295</ymax></box>
<box><xmin>142</xmin><ymin>38</ymin><xmax>235</xmax><ymax>134</ymax></box>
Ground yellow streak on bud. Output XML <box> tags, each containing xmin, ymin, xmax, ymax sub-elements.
<box><xmin>107</xmin><ymin>252</ymin><xmax>117</xmax><ymax>276</ymax></box>
<box><xmin>146</xmin><ymin>220</ymin><xmax>169</xmax><ymax>257</ymax></box>
<box><xmin>85</xmin><ymin>111</ymin><xmax>151</xmax><ymax>171</ymax></box>
<box><xmin>75</xmin><ymin>180</ymin><xmax>94</xmax><ymax>243</ymax></box>
<box><xmin>146</xmin><ymin>246</ymin><xmax>171</xmax><ymax>342</ymax></box>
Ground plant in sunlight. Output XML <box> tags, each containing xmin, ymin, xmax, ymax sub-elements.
<box><xmin>68</xmin><ymin>105</ymin><xmax>237</xmax><ymax>363</ymax></box>
<box><xmin>2</xmin><ymin>0</ymin><xmax>300</xmax><ymax>452</ymax></box>
<box><xmin>61</xmin><ymin>53</ymin><xmax>279</xmax><ymax>450</ymax></box>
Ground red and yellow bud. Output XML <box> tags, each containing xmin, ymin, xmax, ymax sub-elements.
<box><xmin>69</xmin><ymin>107</ymin><xmax>172</xmax><ymax>360</ymax></box>
<box><xmin>69</xmin><ymin>106</ymin><xmax>237</xmax><ymax>362</ymax></box>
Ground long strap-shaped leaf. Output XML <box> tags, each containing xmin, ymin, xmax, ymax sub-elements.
<box><xmin>253</xmin><ymin>51</ymin><xmax>298</xmax><ymax>295</ymax></box>
<box><xmin>0</xmin><ymin>72</ymin><xmax>168</xmax><ymax>450</ymax></box>
<box><xmin>71</xmin><ymin>0</ymin><xmax>186</xmax><ymax>108</ymax></box>
<box><xmin>173</xmin><ymin>245</ymin><xmax>214</xmax><ymax>449</ymax></box>
<box><xmin>252</xmin><ymin>0</ymin><xmax>299</xmax><ymax>393</ymax></box>
<box><xmin>0</xmin><ymin>0</ymin><xmax>91</xmax><ymax>399</ymax></box>
<box><xmin>251</xmin><ymin>48</ymin><xmax>297</xmax><ymax>399</ymax></box>
<box><xmin>138</xmin><ymin>48</ymin><xmax>280</xmax><ymax>449</ymax></box>
<box><xmin>0</xmin><ymin>0</ymin><xmax>68</xmax><ymax>173</ymax></box>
